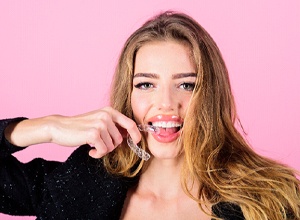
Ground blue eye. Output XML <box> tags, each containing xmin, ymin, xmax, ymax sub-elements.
<box><xmin>134</xmin><ymin>82</ymin><xmax>154</xmax><ymax>90</ymax></box>
<box><xmin>179</xmin><ymin>82</ymin><xmax>195</xmax><ymax>91</ymax></box>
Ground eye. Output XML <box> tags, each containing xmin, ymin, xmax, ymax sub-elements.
<box><xmin>134</xmin><ymin>82</ymin><xmax>154</xmax><ymax>90</ymax></box>
<box><xmin>179</xmin><ymin>82</ymin><xmax>195</xmax><ymax>91</ymax></box>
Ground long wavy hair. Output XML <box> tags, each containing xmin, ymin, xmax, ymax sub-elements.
<box><xmin>103</xmin><ymin>11</ymin><xmax>300</xmax><ymax>219</ymax></box>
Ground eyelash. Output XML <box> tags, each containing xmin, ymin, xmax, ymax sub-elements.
<box><xmin>134</xmin><ymin>82</ymin><xmax>195</xmax><ymax>91</ymax></box>
<box><xmin>134</xmin><ymin>82</ymin><xmax>153</xmax><ymax>90</ymax></box>
<box><xmin>179</xmin><ymin>82</ymin><xmax>195</xmax><ymax>91</ymax></box>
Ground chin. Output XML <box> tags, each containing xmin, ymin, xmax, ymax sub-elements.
<box><xmin>147</xmin><ymin>140</ymin><xmax>182</xmax><ymax>160</ymax></box>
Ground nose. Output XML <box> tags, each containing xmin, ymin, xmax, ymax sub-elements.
<box><xmin>155</xmin><ymin>86</ymin><xmax>176</xmax><ymax>111</ymax></box>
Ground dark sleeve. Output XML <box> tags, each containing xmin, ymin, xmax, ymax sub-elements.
<box><xmin>0</xmin><ymin>118</ymin><xmax>62</xmax><ymax>216</ymax></box>
<box><xmin>212</xmin><ymin>202</ymin><xmax>245</xmax><ymax>220</ymax></box>
<box><xmin>0</xmin><ymin>117</ymin><xmax>28</xmax><ymax>157</ymax></box>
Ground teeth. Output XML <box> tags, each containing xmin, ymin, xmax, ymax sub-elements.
<box><xmin>151</xmin><ymin>121</ymin><xmax>182</xmax><ymax>128</ymax></box>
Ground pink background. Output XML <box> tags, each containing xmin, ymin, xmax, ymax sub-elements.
<box><xmin>0</xmin><ymin>1</ymin><xmax>299</xmax><ymax>219</ymax></box>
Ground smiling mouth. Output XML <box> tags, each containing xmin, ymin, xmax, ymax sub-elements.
<box><xmin>148</xmin><ymin>121</ymin><xmax>183</xmax><ymax>134</ymax></box>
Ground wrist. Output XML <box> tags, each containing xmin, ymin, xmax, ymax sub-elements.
<box><xmin>4</xmin><ymin>116</ymin><xmax>60</xmax><ymax>147</ymax></box>
<box><xmin>44</xmin><ymin>114</ymin><xmax>64</xmax><ymax>144</ymax></box>
<box><xmin>4</xmin><ymin>121</ymin><xmax>21</xmax><ymax>146</ymax></box>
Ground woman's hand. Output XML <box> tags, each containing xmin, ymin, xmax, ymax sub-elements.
<box><xmin>4</xmin><ymin>107</ymin><xmax>141</xmax><ymax>158</ymax></box>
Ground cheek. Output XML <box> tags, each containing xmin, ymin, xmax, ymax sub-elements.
<box><xmin>180</xmin><ymin>94</ymin><xmax>193</xmax><ymax>114</ymax></box>
<box><xmin>131</xmin><ymin>92</ymin><xmax>150</xmax><ymax>123</ymax></box>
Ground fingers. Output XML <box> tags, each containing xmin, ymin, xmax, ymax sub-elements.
<box><xmin>88</xmin><ymin>139</ymin><xmax>107</xmax><ymax>159</ymax></box>
<box><xmin>101</xmin><ymin>110</ymin><xmax>124</xmax><ymax>146</ymax></box>
<box><xmin>85</xmin><ymin>128</ymin><xmax>115</xmax><ymax>159</ymax></box>
<box><xmin>83</xmin><ymin>107</ymin><xmax>141</xmax><ymax>158</ymax></box>
<box><xmin>107</xmin><ymin>108</ymin><xmax>141</xmax><ymax>145</ymax></box>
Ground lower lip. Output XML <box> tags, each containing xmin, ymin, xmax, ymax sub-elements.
<box><xmin>151</xmin><ymin>130</ymin><xmax>181</xmax><ymax>143</ymax></box>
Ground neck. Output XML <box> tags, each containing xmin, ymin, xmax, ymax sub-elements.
<box><xmin>138</xmin><ymin>156</ymin><xmax>189</xmax><ymax>199</ymax></box>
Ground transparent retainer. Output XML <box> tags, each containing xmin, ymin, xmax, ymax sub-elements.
<box><xmin>126</xmin><ymin>124</ymin><xmax>160</xmax><ymax>161</ymax></box>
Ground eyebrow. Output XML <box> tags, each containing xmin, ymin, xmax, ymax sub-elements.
<box><xmin>133</xmin><ymin>72</ymin><xmax>197</xmax><ymax>79</ymax></box>
<box><xmin>172</xmin><ymin>72</ymin><xmax>197</xmax><ymax>79</ymax></box>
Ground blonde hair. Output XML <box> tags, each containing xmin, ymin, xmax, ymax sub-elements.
<box><xmin>103</xmin><ymin>11</ymin><xmax>300</xmax><ymax>219</ymax></box>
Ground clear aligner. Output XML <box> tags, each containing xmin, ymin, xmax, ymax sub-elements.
<box><xmin>127</xmin><ymin>135</ymin><xmax>150</xmax><ymax>161</ymax></box>
<box><xmin>137</xmin><ymin>124</ymin><xmax>160</xmax><ymax>134</ymax></box>
<box><xmin>126</xmin><ymin>124</ymin><xmax>160</xmax><ymax>161</ymax></box>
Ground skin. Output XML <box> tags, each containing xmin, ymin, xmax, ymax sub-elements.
<box><xmin>4</xmin><ymin>108</ymin><xmax>141</xmax><ymax>158</ymax></box>
<box><xmin>131</xmin><ymin>40</ymin><xmax>196</xmax><ymax>160</ymax></box>
<box><xmin>4</xmin><ymin>40</ymin><xmax>211</xmax><ymax>219</ymax></box>
<box><xmin>121</xmin><ymin>40</ymin><xmax>211</xmax><ymax>219</ymax></box>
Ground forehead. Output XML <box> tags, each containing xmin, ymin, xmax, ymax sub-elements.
<box><xmin>134</xmin><ymin>40</ymin><xmax>196</xmax><ymax>74</ymax></box>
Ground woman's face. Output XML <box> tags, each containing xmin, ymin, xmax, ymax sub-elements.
<box><xmin>131</xmin><ymin>40</ymin><xmax>196</xmax><ymax>159</ymax></box>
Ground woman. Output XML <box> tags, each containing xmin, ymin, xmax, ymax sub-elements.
<box><xmin>1</xmin><ymin>11</ymin><xmax>300</xmax><ymax>219</ymax></box>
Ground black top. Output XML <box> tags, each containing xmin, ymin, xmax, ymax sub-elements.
<box><xmin>0</xmin><ymin>118</ymin><xmax>244</xmax><ymax>219</ymax></box>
